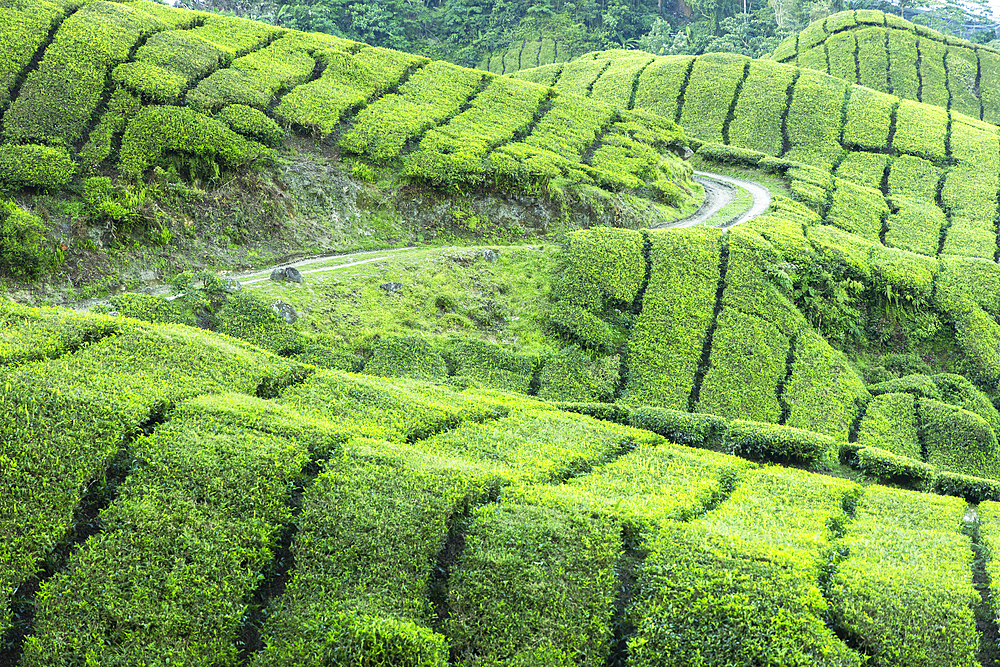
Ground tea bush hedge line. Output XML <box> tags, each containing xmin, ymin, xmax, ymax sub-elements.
<box><xmin>919</xmin><ymin>397</ymin><xmax>1000</xmax><ymax>480</ymax></box>
<box><xmin>364</xmin><ymin>335</ymin><xmax>449</xmax><ymax>383</ymax></box>
<box><xmin>443</xmin><ymin>336</ymin><xmax>537</xmax><ymax>394</ymax></box>
<box><xmin>341</xmin><ymin>60</ymin><xmax>485</xmax><ymax>162</ymax></box>
<box><xmin>828</xmin><ymin>486</ymin><xmax>978</xmax><ymax>667</ymax></box>
<box><xmin>113</xmin><ymin>29</ymin><xmax>226</xmax><ymax>104</ymax></box>
<box><xmin>554</xmin><ymin>53</ymin><xmax>612</xmax><ymax>97</ymax></box>
<box><xmin>21</xmin><ymin>411</ymin><xmax>311</xmax><ymax>666</ymax></box>
<box><xmin>728</xmin><ymin>60</ymin><xmax>793</xmax><ymax>156</ymax></box>
<box><xmin>216</xmin><ymin>104</ymin><xmax>284</xmax><ymax>146</ymax></box>
<box><xmin>855</xmin><ymin>446</ymin><xmax>936</xmax><ymax>488</ymax></box>
<box><xmin>0</xmin><ymin>0</ymin><xmax>71</xmax><ymax>109</ymax></box>
<box><xmin>0</xmin><ymin>144</ymin><xmax>75</xmax><ymax>188</ymax></box>
<box><xmin>622</xmin><ymin>227</ymin><xmax>721</xmax><ymax>409</ymax></box>
<box><xmin>632</xmin><ymin>55</ymin><xmax>695</xmax><ymax>123</ymax></box>
<box><xmin>869</xmin><ymin>373</ymin><xmax>942</xmax><ymax>399</ymax></box>
<box><xmin>589</xmin><ymin>52</ymin><xmax>654</xmax><ymax>110</ymax></box>
<box><xmin>78</xmin><ymin>87</ymin><xmax>142</xmax><ymax>169</ymax></box>
<box><xmin>3</xmin><ymin>0</ymin><xmax>165</xmax><ymax>147</ymax></box>
<box><xmin>857</xmin><ymin>391</ymin><xmax>920</xmax><ymax>459</ymax></box>
<box><xmin>0</xmin><ymin>299</ymin><xmax>122</xmax><ymax>367</ymax></box>
<box><xmin>678</xmin><ymin>52</ymin><xmax>748</xmax><ymax>145</ymax></box>
<box><xmin>836</xmin><ymin>151</ymin><xmax>889</xmax><ymax>189</ymax></box>
<box><xmin>0</xmin><ymin>199</ymin><xmax>63</xmax><ymax>278</ymax></box>
<box><xmin>0</xmin><ymin>322</ymin><xmax>308</xmax><ymax>642</ymax></box>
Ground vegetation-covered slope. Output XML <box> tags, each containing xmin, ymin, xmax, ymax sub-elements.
<box><xmin>770</xmin><ymin>10</ymin><xmax>1000</xmax><ymax>125</ymax></box>
<box><xmin>2</xmin><ymin>300</ymin><xmax>998</xmax><ymax>667</ymax></box>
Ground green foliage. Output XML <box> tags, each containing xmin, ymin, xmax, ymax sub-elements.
<box><xmin>342</xmin><ymin>61</ymin><xmax>484</xmax><ymax>162</ymax></box>
<box><xmin>0</xmin><ymin>144</ymin><xmax>75</xmax><ymax>188</ymax></box>
<box><xmin>856</xmin><ymin>28</ymin><xmax>889</xmax><ymax>91</ymax></box>
<box><xmin>726</xmin><ymin>419</ymin><xmax>835</xmax><ymax>464</ymax></box>
<box><xmin>933</xmin><ymin>471</ymin><xmax>1000</xmax><ymax>503</ymax></box>
<box><xmin>537</xmin><ymin>345</ymin><xmax>618</xmax><ymax>402</ymax></box>
<box><xmin>947</xmin><ymin>48</ymin><xmax>981</xmax><ymax>119</ymax></box>
<box><xmin>0</xmin><ymin>200</ymin><xmax>61</xmax><ymax>279</ymax></box>
<box><xmin>869</xmin><ymin>373</ymin><xmax>942</xmax><ymax>399</ymax></box>
<box><xmin>698</xmin><ymin>309</ymin><xmax>788</xmax><ymax>423</ymax></box>
<box><xmin>918</xmin><ymin>37</ymin><xmax>949</xmax><ymax>109</ymax></box>
<box><xmin>590</xmin><ymin>53</ymin><xmax>654</xmax><ymax>109</ymax></box>
<box><xmin>885</xmin><ymin>198</ymin><xmax>946</xmax><ymax>256</ymax></box>
<box><xmin>919</xmin><ymin>397</ymin><xmax>1000</xmax><ymax>480</ymax></box>
<box><xmin>187</xmin><ymin>14</ymin><xmax>281</xmax><ymax>59</ymax></box>
<box><xmin>835</xmin><ymin>151</ymin><xmax>889</xmax><ymax>190</ymax></box>
<box><xmin>892</xmin><ymin>99</ymin><xmax>948</xmax><ymax>163</ymax></box>
<box><xmin>855</xmin><ymin>446</ymin><xmax>936</xmax><ymax>488</ymax></box>
<box><xmin>623</xmin><ymin>227</ymin><xmax>721</xmax><ymax>409</ymax></box>
<box><xmin>783</xmin><ymin>329</ymin><xmax>870</xmax><ymax>439</ymax></box>
<box><xmin>0</xmin><ymin>0</ymin><xmax>69</xmax><ymax>108</ymax></box>
<box><xmin>82</xmin><ymin>176</ymin><xmax>146</xmax><ymax>228</ymax></box>
<box><xmin>633</xmin><ymin>55</ymin><xmax>695</xmax><ymax>124</ymax></box>
<box><xmin>0</xmin><ymin>300</ymin><xmax>122</xmax><ymax>367</ymax></box>
<box><xmin>628</xmin><ymin>406</ymin><xmax>728</xmax><ymax>450</ymax></box>
<box><xmin>828</xmin><ymin>486</ymin><xmax>977</xmax><ymax>667</ymax></box>
<box><xmin>3</xmin><ymin>1</ymin><xmax>165</xmax><ymax>147</ymax></box>
<box><xmin>728</xmin><ymin>59</ymin><xmax>794</xmax><ymax>156</ymax></box>
<box><xmin>842</xmin><ymin>86</ymin><xmax>894</xmax><ymax>151</ymax></box>
<box><xmin>932</xmin><ymin>372</ymin><xmax>1000</xmax><ymax>434</ymax></box>
<box><xmin>587</xmin><ymin>109</ymin><xmax>690</xmax><ymax>191</ymax></box>
<box><xmin>555</xmin><ymin>53</ymin><xmax>613</xmax><ymax>96</ymax></box>
<box><xmin>22</xmin><ymin>411</ymin><xmax>310</xmax><ymax>666</ymax></box>
<box><xmin>217</xmin><ymin>290</ymin><xmax>302</xmax><ymax>355</ymax></box>
<box><xmin>444</xmin><ymin>336</ymin><xmax>536</xmax><ymax>394</ymax></box>
<box><xmin>550</xmin><ymin>302</ymin><xmax>617</xmax><ymax>352</ymax></box>
<box><xmin>827</xmin><ymin>178</ymin><xmax>889</xmax><ymax>241</ymax></box>
<box><xmin>105</xmin><ymin>292</ymin><xmax>194</xmax><ymax>326</ymax></box>
<box><xmin>564</xmin><ymin>226</ymin><xmax>645</xmax><ymax>304</ymax></box>
<box><xmin>826</xmin><ymin>31</ymin><xmax>858</xmax><ymax>82</ymax></box>
<box><xmin>448</xmin><ymin>495</ymin><xmax>620</xmax><ymax>665</ymax></box>
<box><xmin>887</xmin><ymin>29</ymin><xmax>920</xmax><ymax>101</ymax></box>
<box><xmin>119</xmin><ymin>105</ymin><xmax>268</xmax><ymax>180</ymax></box>
<box><xmin>857</xmin><ymin>391</ymin><xmax>920</xmax><ymax>459</ymax></box>
<box><xmin>364</xmin><ymin>335</ymin><xmax>449</xmax><ymax>382</ymax></box>
<box><xmin>678</xmin><ymin>52</ymin><xmax>749</xmax><ymax>144</ymax></box>
<box><xmin>78</xmin><ymin>87</ymin><xmax>142</xmax><ymax>170</ymax></box>
<box><xmin>784</xmin><ymin>69</ymin><xmax>848</xmax><ymax>169</ymax></box>
<box><xmin>113</xmin><ymin>30</ymin><xmax>225</xmax><ymax>104</ymax></box>
<box><xmin>216</xmin><ymin>104</ymin><xmax>284</xmax><ymax>146</ymax></box>
<box><xmin>980</xmin><ymin>50</ymin><xmax>1000</xmax><ymax>125</ymax></box>
<box><xmin>405</xmin><ymin>76</ymin><xmax>546</xmax><ymax>186</ymax></box>
<box><xmin>253</xmin><ymin>438</ymin><xmax>485</xmax><ymax>666</ymax></box>
<box><xmin>275</xmin><ymin>46</ymin><xmax>427</xmax><ymax>136</ymax></box>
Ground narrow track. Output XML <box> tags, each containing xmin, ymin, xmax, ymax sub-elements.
<box><xmin>655</xmin><ymin>171</ymin><xmax>772</xmax><ymax>229</ymax></box>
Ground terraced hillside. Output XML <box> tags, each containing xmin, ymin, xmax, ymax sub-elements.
<box><xmin>770</xmin><ymin>10</ymin><xmax>1000</xmax><ymax>125</ymax></box>
<box><xmin>3</xmin><ymin>300</ymin><xmax>1000</xmax><ymax>667</ymax></box>
<box><xmin>0</xmin><ymin>0</ymin><xmax>696</xmax><ymax>209</ymax></box>
<box><xmin>516</xmin><ymin>39</ymin><xmax>1000</xmax><ymax>263</ymax></box>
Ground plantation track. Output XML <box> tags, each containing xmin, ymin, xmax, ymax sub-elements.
<box><xmin>656</xmin><ymin>171</ymin><xmax>772</xmax><ymax>229</ymax></box>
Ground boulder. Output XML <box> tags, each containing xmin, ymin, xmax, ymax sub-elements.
<box><xmin>380</xmin><ymin>282</ymin><xmax>403</xmax><ymax>293</ymax></box>
<box><xmin>270</xmin><ymin>300</ymin><xmax>298</xmax><ymax>324</ymax></box>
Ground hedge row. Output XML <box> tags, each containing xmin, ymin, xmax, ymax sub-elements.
<box><xmin>586</xmin><ymin>109</ymin><xmax>689</xmax><ymax>193</ymax></box>
<box><xmin>364</xmin><ymin>335</ymin><xmax>449</xmax><ymax>383</ymax></box>
<box><xmin>341</xmin><ymin>60</ymin><xmax>485</xmax><ymax>162</ymax></box>
<box><xmin>537</xmin><ymin>345</ymin><xmax>619</xmax><ymax>403</ymax></box>
<box><xmin>842</xmin><ymin>85</ymin><xmax>894</xmax><ymax>151</ymax></box>
<box><xmin>113</xmin><ymin>29</ymin><xmax>226</xmax><ymax>104</ymax></box>
<box><xmin>622</xmin><ymin>227</ymin><xmax>721</xmax><ymax>409</ymax></box>
<box><xmin>632</xmin><ymin>55</ymin><xmax>695</xmax><ymax>124</ymax></box>
<box><xmin>404</xmin><ymin>76</ymin><xmax>546</xmax><ymax>186</ymax></box>
<box><xmin>727</xmin><ymin>61</ymin><xmax>792</xmax><ymax>155</ymax></box>
<box><xmin>828</xmin><ymin>486</ymin><xmax>977</xmax><ymax>667</ymax></box>
<box><xmin>78</xmin><ymin>86</ymin><xmax>142</xmax><ymax>169</ymax></box>
<box><xmin>188</xmin><ymin>32</ymin><xmax>349</xmax><ymax>112</ymax></box>
<box><xmin>254</xmin><ymin>437</ymin><xmax>493</xmax><ymax>666</ymax></box>
<box><xmin>216</xmin><ymin>103</ymin><xmax>284</xmax><ymax>146</ymax></box>
<box><xmin>834</xmin><ymin>150</ymin><xmax>888</xmax><ymax>192</ymax></box>
<box><xmin>22</xmin><ymin>410</ymin><xmax>311</xmax><ymax>665</ymax></box>
<box><xmin>893</xmin><ymin>100</ymin><xmax>948</xmax><ymax>163</ymax></box>
<box><xmin>275</xmin><ymin>46</ymin><xmax>427</xmax><ymax>136</ymax></box>
<box><xmin>0</xmin><ymin>143</ymin><xmax>75</xmax><ymax>188</ymax></box>
<box><xmin>919</xmin><ymin>396</ymin><xmax>1000</xmax><ymax>480</ymax></box>
<box><xmin>444</xmin><ymin>336</ymin><xmax>537</xmax><ymax>394</ymax></box>
<box><xmin>0</xmin><ymin>299</ymin><xmax>122</xmax><ymax>367</ymax></box>
<box><xmin>119</xmin><ymin>105</ymin><xmax>268</xmax><ymax>179</ymax></box>
<box><xmin>826</xmin><ymin>30</ymin><xmax>857</xmax><ymax>83</ymax></box>
<box><xmin>510</xmin><ymin>62</ymin><xmax>561</xmax><ymax>87</ymax></box>
<box><xmin>554</xmin><ymin>53</ymin><xmax>611</xmax><ymax>97</ymax></box>
<box><xmin>854</xmin><ymin>446</ymin><xmax>936</xmax><ymax>488</ymax></box>
<box><xmin>982</xmin><ymin>50</ymin><xmax>1000</xmax><ymax>125</ymax></box>
<box><xmin>784</xmin><ymin>69</ymin><xmax>847</xmax><ymax>169</ymax></box>
<box><xmin>3</xmin><ymin>0</ymin><xmax>165</xmax><ymax>147</ymax></box>
<box><xmin>678</xmin><ymin>52</ymin><xmax>749</xmax><ymax>145</ymax></box>
<box><xmin>857</xmin><ymin>391</ymin><xmax>920</xmax><ymax>458</ymax></box>
<box><xmin>631</xmin><ymin>467</ymin><xmax>863</xmax><ymax>667</ymax></box>
<box><xmin>0</xmin><ymin>0</ymin><xmax>69</xmax><ymax>109</ymax></box>
<box><xmin>589</xmin><ymin>52</ymin><xmax>654</xmax><ymax>110</ymax></box>
<box><xmin>0</xmin><ymin>323</ymin><xmax>307</xmax><ymax>642</ymax></box>
<box><xmin>563</xmin><ymin>226</ymin><xmax>646</xmax><ymax>306</ymax></box>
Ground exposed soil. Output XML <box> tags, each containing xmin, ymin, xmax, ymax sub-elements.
<box><xmin>656</xmin><ymin>171</ymin><xmax>772</xmax><ymax>229</ymax></box>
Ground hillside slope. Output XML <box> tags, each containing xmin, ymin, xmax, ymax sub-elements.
<box><xmin>770</xmin><ymin>9</ymin><xmax>1000</xmax><ymax>125</ymax></box>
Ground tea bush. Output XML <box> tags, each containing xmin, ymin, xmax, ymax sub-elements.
<box><xmin>105</xmin><ymin>292</ymin><xmax>194</xmax><ymax>326</ymax></box>
<box><xmin>678</xmin><ymin>52</ymin><xmax>749</xmax><ymax>145</ymax></box>
<box><xmin>836</xmin><ymin>151</ymin><xmax>890</xmax><ymax>189</ymax></box>
<box><xmin>855</xmin><ymin>446</ymin><xmax>936</xmax><ymax>488</ymax></box>
<box><xmin>726</xmin><ymin>420</ymin><xmax>835</xmax><ymax>464</ymax></box>
<box><xmin>893</xmin><ymin>100</ymin><xmax>948</xmax><ymax>163</ymax></box>
<box><xmin>0</xmin><ymin>0</ymin><xmax>69</xmax><ymax>108</ymax></box>
<box><xmin>729</xmin><ymin>59</ymin><xmax>794</xmax><ymax>156</ymax></box>
<box><xmin>629</xmin><ymin>406</ymin><xmax>728</xmax><ymax>450</ymax></box>
<box><xmin>934</xmin><ymin>471</ymin><xmax>1000</xmax><ymax>503</ymax></box>
<box><xmin>590</xmin><ymin>52</ymin><xmax>654</xmax><ymax>109</ymax></box>
<box><xmin>78</xmin><ymin>87</ymin><xmax>142</xmax><ymax>169</ymax></box>
<box><xmin>555</xmin><ymin>53</ymin><xmax>612</xmax><ymax>97</ymax></box>
<box><xmin>0</xmin><ymin>300</ymin><xmax>122</xmax><ymax>367</ymax></box>
<box><xmin>919</xmin><ymin>397</ymin><xmax>1000</xmax><ymax>480</ymax></box>
<box><xmin>0</xmin><ymin>144</ymin><xmax>75</xmax><ymax>188</ymax></box>
<box><xmin>0</xmin><ymin>200</ymin><xmax>62</xmax><ymax>278</ymax></box>
<box><xmin>364</xmin><ymin>335</ymin><xmax>449</xmax><ymax>382</ymax></box>
<box><xmin>217</xmin><ymin>290</ymin><xmax>302</xmax><ymax>354</ymax></box>
<box><xmin>784</xmin><ymin>69</ymin><xmax>848</xmax><ymax>169</ymax></box>
<box><xmin>113</xmin><ymin>30</ymin><xmax>226</xmax><ymax>103</ymax></box>
<box><xmin>216</xmin><ymin>104</ymin><xmax>284</xmax><ymax>146</ymax></box>
<box><xmin>857</xmin><ymin>392</ymin><xmax>920</xmax><ymax>458</ymax></box>
<box><xmin>869</xmin><ymin>373</ymin><xmax>942</xmax><ymax>399</ymax></box>
<box><xmin>443</xmin><ymin>336</ymin><xmax>536</xmax><ymax>394</ymax></box>
<box><xmin>537</xmin><ymin>345</ymin><xmax>618</xmax><ymax>403</ymax></box>
<box><xmin>632</xmin><ymin>55</ymin><xmax>695</xmax><ymax>123</ymax></box>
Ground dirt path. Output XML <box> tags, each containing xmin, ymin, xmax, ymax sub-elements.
<box><xmin>654</xmin><ymin>171</ymin><xmax>772</xmax><ymax>229</ymax></box>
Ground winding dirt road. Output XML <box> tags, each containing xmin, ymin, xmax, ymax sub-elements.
<box><xmin>655</xmin><ymin>170</ymin><xmax>772</xmax><ymax>229</ymax></box>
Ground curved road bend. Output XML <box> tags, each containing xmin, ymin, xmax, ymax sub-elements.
<box><xmin>653</xmin><ymin>170</ymin><xmax>772</xmax><ymax>229</ymax></box>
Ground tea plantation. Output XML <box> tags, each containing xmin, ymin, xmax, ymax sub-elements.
<box><xmin>6</xmin><ymin>1</ymin><xmax>1000</xmax><ymax>664</ymax></box>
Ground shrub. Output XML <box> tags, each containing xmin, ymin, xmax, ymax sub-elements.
<box><xmin>917</xmin><ymin>38</ymin><xmax>949</xmax><ymax>109</ymax></box>
<box><xmin>0</xmin><ymin>0</ymin><xmax>68</xmax><ymax>109</ymax></box>
<box><xmin>622</xmin><ymin>227</ymin><xmax>721</xmax><ymax>409</ymax></box>
<box><xmin>0</xmin><ymin>300</ymin><xmax>122</xmax><ymax>367</ymax></box>
<box><xmin>106</xmin><ymin>292</ymin><xmax>194</xmax><ymax>326</ymax></box>
<box><xmin>918</xmin><ymin>397</ymin><xmax>1000</xmax><ymax>480</ymax></box>
<box><xmin>696</xmin><ymin>142</ymin><xmax>766</xmax><ymax>166</ymax></box>
<box><xmin>836</xmin><ymin>151</ymin><xmax>890</xmax><ymax>189</ymax></box>
<box><xmin>696</xmin><ymin>309</ymin><xmax>788</xmax><ymax>423</ymax></box>
<box><xmin>947</xmin><ymin>48</ymin><xmax>982</xmax><ymax>119</ymax></box>
<box><xmin>893</xmin><ymin>99</ymin><xmax>948</xmax><ymax>163</ymax></box>
<box><xmin>981</xmin><ymin>50</ymin><xmax>1000</xmax><ymax>125</ymax></box>
<box><xmin>855</xmin><ymin>446</ymin><xmax>936</xmax><ymax>488</ymax></box>
<box><xmin>590</xmin><ymin>52</ymin><xmax>655</xmax><ymax>109</ymax></box>
<box><xmin>537</xmin><ymin>346</ymin><xmax>618</xmax><ymax>403</ymax></box>
<box><xmin>82</xmin><ymin>176</ymin><xmax>145</xmax><ymax>228</ymax></box>
<box><xmin>22</xmin><ymin>413</ymin><xmax>310</xmax><ymax>666</ymax></box>
<box><xmin>0</xmin><ymin>144</ymin><xmax>75</xmax><ymax>188</ymax></box>
<box><xmin>826</xmin><ymin>30</ymin><xmax>858</xmax><ymax>82</ymax></box>
<box><xmin>112</xmin><ymin>30</ymin><xmax>225</xmax><ymax>103</ymax></box>
<box><xmin>443</xmin><ymin>336</ymin><xmax>536</xmax><ymax>394</ymax></box>
<box><xmin>828</xmin><ymin>486</ymin><xmax>977</xmax><ymax>667</ymax></box>
<box><xmin>932</xmin><ymin>372</ymin><xmax>1000</xmax><ymax>434</ymax></box>
<box><xmin>217</xmin><ymin>290</ymin><xmax>303</xmax><ymax>355</ymax></box>
<box><xmin>3</xmin><ymin>1</ymin><xmax>164</xmax><ymax>147</ymax></box>
<box><xmin>276</xmin><ymin>46</ymin><xmax>428</xmax><ymax>137</ymax></box>
<box><xmin>556</xmin><ymin>53</ymin><xmax>613</xmax><ymax>97</ymax></box>
<box><xmin>550</xmin><ymin>302</ymin><xmax>617</xmax><ymax>352</ymax></box>
<box><xmin>726</xmin><ymin>420</ymin><xmax>835</xmax><ymax>464</ymax></box>
<box><xmin>119</xmin><ymin>105</ymin><xmax>268</xmax><ymax>179</ymax></box>
<box><xmin>856</xmin><ymin>28</ymin><xmax>890</xmax><ymax>91</ymax></box>
<box><xmin>784</xmin><ymin>69</ymin><xmax>848</xmax><ymax>169</ymax></box>
<box><xmin>628</xmin><ymin>406</ymin><xmax>728</xmax><ymax>450</ymax></box>
<box><xmin>564</xmin><ymin>226</ymin><xmax>646</xmax><ymax>304</ymax></box>
<box><xmin>186</xmin><ymin>13</ymin><xmax>280</xmax><ymax>59</ymax></box>
<box><xmin>842</xmin><ymin>85</ymin><xmax>894</xmax><ymax>151</ymax></box>
<box><xmin>341</xmin><ymin>60</ymin><xmax>485</xmax><ymax>162</ymax></box>
<box><xmin>869</xmin><ymin>373</ymin><xmax>942</xmax><ymax>399</ymax></box>
<box><xmin>827</xmin><ymin>178</ymin><xmax>889</xmax><ymax>241</ymax></box>
<box><xmin>553</xmin><ymin>402</ymin><xmax>631</xmax><ymax>424</ymax></box>
<box><xmin>79</xmin><ymin>87</ymin><xmax>143</xmax><ymax>169</ymax></box>
<box><xmin>216</xmin><ymin>104</ymin><xmax>284</xmax><ymax>146</ymax></box>
<box><xmin>679</xmin><ymin>52</ymin><xmax>750</xmax><ymax>144</ymax></box>
<box><xmin>857</xmin><ymin>392</ymin><xmax>920</xmax><ymax>458</ymax></box>
<box><xmin>783</xmin><ymin>329</ymin><xmax>870</xmax><ymax>440</ymax></box>
<box><xmin>887</xmin><ymin>29</ymin><xmax>920</xmax><ymax>101</ymax></box>
<box><xmin>729</xmin><ymin>59</ymin><xmax>794</xmax><ymax>156</ymax></box>
<box><xmin>448</xmin><ymin>497</ymin><xmax>620</xmax><ymax>666</ymax></box>
<box><xmin>633</xmin><ymin>55</ymin><xmax>696</xmax><ymax>123</ymax></box>
<box><xmin>364</xmin><ymin>335</ymin><xmax>448</xmax><ymax>382</ymax></box>
<box><xmin>885</xmin><ymin>198</ymin><xmax>946</xmax><ymax>256</ymax></box>
<box><xmin>0</xmin><ymin>200</ymin><xmax>61</xmax><ymax>279</ymax></box>
<box><xmin>934</xmin><ymin>471</ymin><xmax>1000</xmax><ymax>503</ymax></box>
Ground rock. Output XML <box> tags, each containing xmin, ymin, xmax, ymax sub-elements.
<box><xmin>482</xmin><ymin>249</ymin><xmax>498</xmax><ymax>263</ymax></box>
<box><xmin>682</xmin><ymin>146</ymin><xmax>695</xmax><ymax>160</ymax></box>
<box><xmin>271</xmin><ymin>300</ymin><xmax>298</xmax><ymax>324</ymax></box>
<box><xmin>270</xmin><ymin>267</ymin><xmax>286</xmax><ymax>281</ymax></box>
<box><xmin>380</xmin><ymin>282</ymin><xmax>403</xmax><ymax>293</ymax></box>
<box><xmin>221</xmin><ymin>278</ymin><xmax>242</xmax><ymax>293</ymax></box>
<box><xmin>285</xmin><ymin>266</ymin><xmax>303</xmax><ymax>283</ymax></box>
